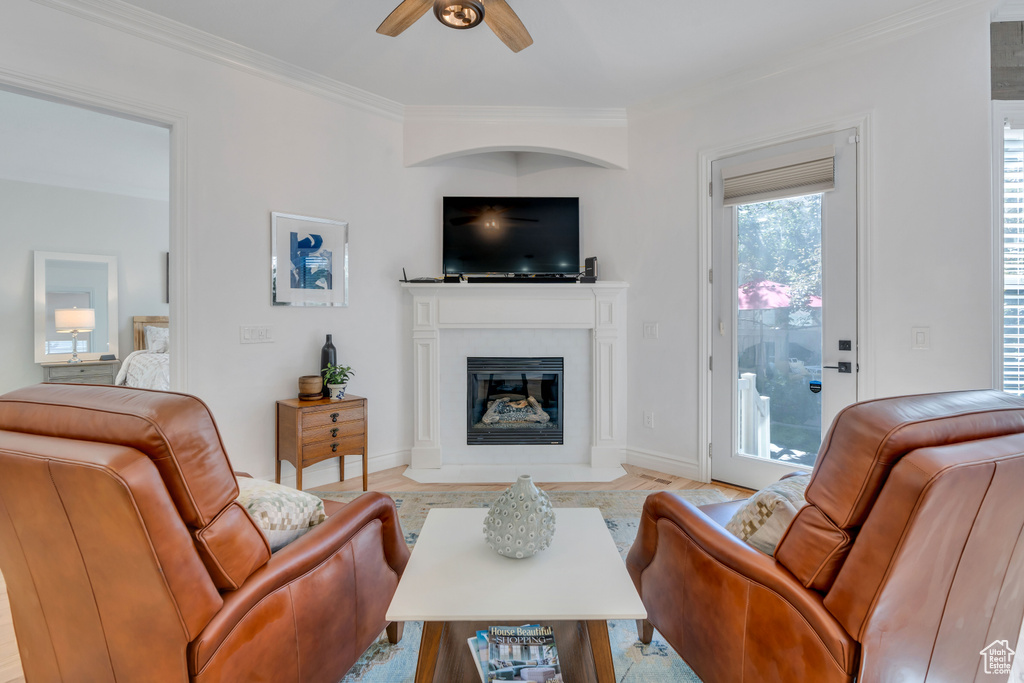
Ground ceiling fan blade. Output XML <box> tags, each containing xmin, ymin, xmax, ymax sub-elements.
<box><xmin>482</xmin><ymin>0</ymin><xmax>533</xmax><ymax>52</ymax></box>
<box><xmin>377</xmin><ymin>0</ymin><xmax>433</xmax><ymax>37</ymax></box>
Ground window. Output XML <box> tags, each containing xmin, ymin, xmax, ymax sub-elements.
<box><xmin>1004</xmin><ymin>126</ymin><xmax>1024</xmax><ymax>395</ymax></box>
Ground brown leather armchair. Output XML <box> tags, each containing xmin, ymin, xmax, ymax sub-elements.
<box><xmin>626</xmin><ymin>390</ymin><xmax>1024</xmax><ymax>682</ymax></box>
<box><xmin>0</xmin><ymin>384</ymin><xmax>410</xmax><ymax>683</ymax></box>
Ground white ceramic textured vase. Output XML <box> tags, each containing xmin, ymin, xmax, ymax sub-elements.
<box><xmin>483</xmin><ymin>474</ymin><xmax>556</xmax><ymax>559</ymax></box>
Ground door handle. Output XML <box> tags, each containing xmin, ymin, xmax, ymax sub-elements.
<box><xmin>823</xmin><ymin>362</ymin><xmax>852</xmax><ymax>374</ymax></box>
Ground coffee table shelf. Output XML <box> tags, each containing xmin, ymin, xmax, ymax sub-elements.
<box><xmin>416</xmin><ymin>620</ymin><xmax>606</xmax><ymax>683</ymax></box>
<box><xmin>387</xmin><ymin>507</ymin><xmax>646</xmax><ymax>683</ymax></box>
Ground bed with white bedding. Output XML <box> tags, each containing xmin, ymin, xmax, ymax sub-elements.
<box><xmin>115</xmin><ymin>316</ymin><xmax>170</xmax><ymax>390</ymax></box>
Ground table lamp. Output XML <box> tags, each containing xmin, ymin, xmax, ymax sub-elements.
<box><xmin>54</xmin><ymin>307</ymin><xmax>95</xmax><ymax>364</ymax></box>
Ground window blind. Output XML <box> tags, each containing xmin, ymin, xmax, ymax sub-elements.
<box><xmin>722</xmin><ymin>145</ymin><xmax>835</xmax><ymax>206</ymax></box>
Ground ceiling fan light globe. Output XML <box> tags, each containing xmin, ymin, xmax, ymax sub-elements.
<box><xmin>434</xmin><ymin>0</ymin><xmax>484</xmax><ymax>29</ymax></box>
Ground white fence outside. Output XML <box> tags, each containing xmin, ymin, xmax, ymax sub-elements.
<box><xmin>738</xmin><ymin>372</ymin><xmax>771</xmax><ymax>459</ymax></box>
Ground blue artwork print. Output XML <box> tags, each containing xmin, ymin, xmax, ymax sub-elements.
<box><xmin>290</xmin><ymin>232</ymin><xmax>333</xmax><ymax>290</ymax></box>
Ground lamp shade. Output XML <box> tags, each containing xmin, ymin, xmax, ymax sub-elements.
<box><xmin>55</xmin><ymin>308</ymin><xmax>95</xmax><ymax>332</ymax></box>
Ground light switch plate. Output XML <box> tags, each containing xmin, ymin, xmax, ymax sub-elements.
<box><xmin>643</xmin><ymin>322</ymin><xmax>659</xmax><ymax>339</ymax></box>
<box><xmin>240</xmin><ymin>326</ymin><xmax>274</xmax><ymax>344</ymax></box>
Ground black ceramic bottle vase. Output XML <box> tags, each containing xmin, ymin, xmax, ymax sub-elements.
<box><xmin>320</xmin><ymin>334</ymin><xmax>336</xmax><ymax>398</ymax></box>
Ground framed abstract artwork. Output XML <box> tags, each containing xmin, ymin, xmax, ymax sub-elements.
<box><xmin>271</xmin><ymin>212</ymin><xmax>349</xmax><ymax>307</ymax></box>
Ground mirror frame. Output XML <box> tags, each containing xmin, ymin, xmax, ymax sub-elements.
<box><xmin>34</xmin><ymin>251</ymin><xmax>119</xmax><ymax>364</ymax></box>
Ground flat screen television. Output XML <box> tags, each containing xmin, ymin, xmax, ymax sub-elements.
<box><xmin>442</xmin><ymin>196</ymin><xmax>580</xmax><ymax>276</ymax></box>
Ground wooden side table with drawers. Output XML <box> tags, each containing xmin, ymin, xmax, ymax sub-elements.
<box><xmin>276</xmin><ymin>395</ymin><xmax>368</xmax><ymax>491</ymax></box>
<box><xmin>42</xmin><ymin>359</ymin><xmax>120</xmax><ymax>385</ymax></box>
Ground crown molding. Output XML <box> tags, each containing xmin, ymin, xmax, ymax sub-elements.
<box><xmin>404</xmin><ymin>105</ymin><xmax>628</xmax><ymax>127</ymax></box>
<box><xmin>31</xmin><ymin>0</ymin><xmax>405</xmax><ymax>121</ymax></box>
<box><xmin>631</xmin><ymin>0</ymin><xmax>997</xmax><ymax>118</ymax></box>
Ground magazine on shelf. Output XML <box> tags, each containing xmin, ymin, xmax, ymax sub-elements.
<box><xmin>468</xmin><ymin>636</ymin><xmax>486</xmax><ymax>683</ymax></box>
<box><xmin>483</xmin><ymin>624</ymin><xmax>561</xmax><ymax>682</ymax></box>
<box><xmin>467</xmin><ymin>629</ymin><xmax>495</xmax><ymax>683</ymax></box>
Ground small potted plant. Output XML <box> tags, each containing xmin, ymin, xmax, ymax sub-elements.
<box><xmin>323</xmin><ymin>363</ymin><xmax>355</xmax><ymax>400</ymax></box>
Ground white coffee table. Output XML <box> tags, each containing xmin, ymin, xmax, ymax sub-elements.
<box><xmin>386</xmin><ymin>507</ymin><xmax>647</xmax><ymax>682</ymax></box>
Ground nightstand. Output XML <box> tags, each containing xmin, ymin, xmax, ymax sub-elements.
<box><xmin>42</xmin><ymin>360</ymin><xmax>120</xmax><ymax>385</ymax></box>
<box><xmin>276</xmin><ymin>395</ymin><xmax>368</xmax><ymax>491</ymax></box>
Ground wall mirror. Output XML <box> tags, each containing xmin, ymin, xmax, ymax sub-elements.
<box><xmin>34</xmin><ymin>251</ymin><xmax>119</xmax><ymax>363</ymax></box>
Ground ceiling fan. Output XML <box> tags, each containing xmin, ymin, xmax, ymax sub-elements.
<box><xmin>377</xmin><ymin>0</ymin><xmax>533</xmax><ymax>53</ymax></box>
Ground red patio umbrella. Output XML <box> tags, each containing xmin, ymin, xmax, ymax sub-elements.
<box><xmin>738</xmin><ymin>279</ymin><xmax>821</xmax><ymax>310</ymax></box>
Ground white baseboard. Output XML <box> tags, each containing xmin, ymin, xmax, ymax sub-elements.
<box><xmin>403</xmin><ymin>463</ymin><xmax>627</xmax><ymax>484</ymax></box>
<box><xmin>263</xmin><ymin>446</ymin><xmax>705</xmax><ymax>488</ymax></box>
<box><xmin>270</xmin><ymin>450</ymin><xmax>411</xmax><ymax>490</ymax></box>
<box><xmin>624</xmin><ymin>447</ymin><xmax>705</xmax><ymax>483</ymax></box>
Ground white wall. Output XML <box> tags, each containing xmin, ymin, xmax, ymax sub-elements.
<box><xmin>0</xmin><ymin>1</ymin><xmax>996</xmax><ymax>484</ymax></box>
<box><xmin>518</xmin><ymin>10</ymin><xmax>995</xmax><ymax>475</ymax></box>
<box><xmin>0</xmin><ymin>0</ymin><xmax>518</xmax><ymax>484</ymax></box>
<box><xmin>0</xmin><ymin>178</ymin><xmax>169</xmax><ymax>390</ymax></box>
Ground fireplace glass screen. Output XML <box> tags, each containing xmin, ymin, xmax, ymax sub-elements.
<box><xmin>467</xmin><ymin>357</ymin><xmax>564</xmax><ymax>445</ymax></box>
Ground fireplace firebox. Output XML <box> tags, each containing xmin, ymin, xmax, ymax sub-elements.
<box><xmin>467</xmin><ymin>357</ymin><xmax>564</xmax><ymax>445</ymax></box>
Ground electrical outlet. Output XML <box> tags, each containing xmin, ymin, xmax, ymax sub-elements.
<box><xmin>643</xmin><ymin>410</ymin><xmax>655</xmax><ymax>429</ymax></box>
<box><xmin>911</xmin><ymin>327</ymin><xmax>930</xmax><ymax>350</ymax></box>
<box><xmin>643</xmin><ymin>322</ymin><xmax>660</xmax><ymax>339</ymax></box>
<box><xmin>240</xmin><ymin>326</ymin><xmax>274</xmax><ymax>344</ymax></box>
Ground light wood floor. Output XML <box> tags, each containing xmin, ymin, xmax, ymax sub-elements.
<box><xmin>0</xmin><ymin>464</ymin><xmax>750</xmax><ymax>682</ymax></box>
<box><xmin>311</xmin><ymin>463</ymin><xmax>755</xmax><ymax>498</ymax></box>
<box><xmin>0</xmin><ymin>574</ymin><xmax>18</xmax><ymax>683</ymax></box>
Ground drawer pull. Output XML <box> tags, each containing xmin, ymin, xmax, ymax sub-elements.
<box><xmin>331</xmin><ymin>412</ymin><xmax>340</xmax><ymax>422</ymax></box>
<box><xmin>331</xmin><ymin>428</ymin><xmax>339</xmax><ymax>437</ymax></box>
<box><xmin>331</xmin><ymin>443</ymin><xmax>339</xmax><ymax>453</ymax></box>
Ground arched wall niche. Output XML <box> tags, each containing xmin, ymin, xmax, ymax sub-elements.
<box><xmin>413</xmin><ymin>146</ymin><xmax>617</xmax><ymax>171</ymax></box>
<box><xmin>403</xmin><ymin>110</ymin><xmax>629</xmax><ymax>170</ymax></box>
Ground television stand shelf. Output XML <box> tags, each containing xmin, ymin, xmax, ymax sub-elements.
<box><xmin>464</xmin><ymin>276</ymin><xmax>577</xmax><ymax>283</ymax></box>
<box><xmin>400</xmin><ymin>281</ymin><xmax>626</xmax><ymax>290</ymax></box>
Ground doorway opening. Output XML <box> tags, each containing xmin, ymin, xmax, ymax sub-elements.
<box><xmin>0</xmin><ymin>78</ymin><xmax>184</xmax><ymax>392</ymax></box>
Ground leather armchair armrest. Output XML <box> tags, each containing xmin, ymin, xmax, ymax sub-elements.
<box><xmin>272</xmin><ymin>491</ymin><xmax>409</xmax><ymax>578</ymax></box>
<box><xmin>628</xmin><ymin>492</ymin><xmax>774</xmax><ymax>585</ymax></box>
<box><xmin>190</xmin><ymin>492</ymin><xmax>409</xmax><ymax>673</ymax></box>
<box><xmin>627</xmin><ymin>492</ymin><xmax>856</xmax><ymax>672</ymax></box>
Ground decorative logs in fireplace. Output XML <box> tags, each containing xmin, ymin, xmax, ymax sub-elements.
<box><xmin>467</xmin><ymin>357</ymin><xmax>564</xmax><ymax>445</ymax></box>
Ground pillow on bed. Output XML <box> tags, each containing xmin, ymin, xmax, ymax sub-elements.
<box><xmin>235</xmin><ymin>477</ymin><xmax>327</xmax><ymax>552</ymax></box>
<box><xmin>724</xmin><ymin>473</ymin><xmax>810</xmax><ymax>556</ymax></box>
<box><xmin>144</xmin><ymin>325</ymin><xmax>169</xmax><ymax>353</ymax></box>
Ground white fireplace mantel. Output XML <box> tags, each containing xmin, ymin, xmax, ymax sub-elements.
<box><xmin>402</xmin><ymin>282</ymin><xmax>628</xmax><ymax>477</ymax></box>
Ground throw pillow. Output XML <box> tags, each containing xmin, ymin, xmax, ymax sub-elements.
<box><xmin>724</xmin><ymin>473</ymin><xmax>810</xmax><ymax>556</ymax></box>
<box><xmin>144</xmin><ymin>325</ymin><xmax>170</xmax><ymax>353</ymax></box>
<box><xmin>235</xmin><ymin>477</ymin><xmax>327</xmax><ymax>552</ymax></box>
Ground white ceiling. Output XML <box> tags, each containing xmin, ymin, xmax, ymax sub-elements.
<box><xmin>112</xmin><ymin>0</ymin><xmax>980</xmax><ymax>109</ymax></box>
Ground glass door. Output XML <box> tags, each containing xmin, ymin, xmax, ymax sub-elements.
<box><xmin>711</xmin><ymin>129</ymin><xmax>858</xmax><ymax>490</ymax></box>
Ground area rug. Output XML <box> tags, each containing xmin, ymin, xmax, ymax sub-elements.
<box><xmin>313</xmin><ymin>489</ymin><xmax>729</xmax><ymax>682</ymax></box>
